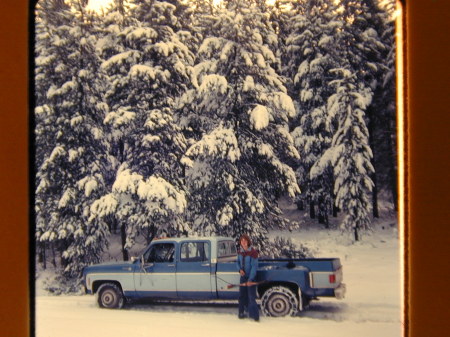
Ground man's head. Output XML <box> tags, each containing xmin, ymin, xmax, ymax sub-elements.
<box><xmin>239</xmin><ymin>234</ymin><xmax>251</xmax><ymax>249</ymax></box>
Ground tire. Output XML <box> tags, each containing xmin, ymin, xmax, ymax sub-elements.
<box><xmin>261</xmin><ymin>286</ymin><xmax>299</xmax><ymax>317</ymax></box>
<box><xmin>97</xmin><ymin>283</ymin><xmax>124</xmax><ymax>309</ymax></box>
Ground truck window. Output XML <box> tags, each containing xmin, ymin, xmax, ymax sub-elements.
<box><xmin>145</xmin><ymin>243</ymin><xmax>175</xmax><ymax>263</ymax></box>
<box><xmin>218</xmin><ymin>241</ymin><xmax>237</xmax><ymax>258</ymax></box>
<box><xmin>180</xmin><ymin>242</ymin><xmax>210</xmax><ymax>262</ymax></box>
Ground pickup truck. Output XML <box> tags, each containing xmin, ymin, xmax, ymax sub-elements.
<box><xmin>82</xmin><ymin>236</ymin><xmax>346</xmax><ymax>317</ymax></box>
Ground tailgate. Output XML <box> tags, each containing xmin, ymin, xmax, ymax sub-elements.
<box><xmin>309</xmin><ymin>265</ymin><xmax>343</xmax><ymax>289</ymax></box>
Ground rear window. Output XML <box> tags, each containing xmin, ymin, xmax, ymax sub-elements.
<box><xmin>180</xmin><ymin>241</ymin><xmax>210</xmax><ymax>262</ymax></box>
<box><xmin>218</xmin><ymin>240</ymin><xmax>237</xmax><ymax>258</ymax></box>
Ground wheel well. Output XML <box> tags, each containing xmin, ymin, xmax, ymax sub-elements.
<box><xmin>93</xmin><ymin>281</ymin><xmax>123</xmax><ymax>294</ymax></box>
<box><xmin>258</xmin><ymin>282</ymin><xmax>300</xmax><ymax>299</ymax></box>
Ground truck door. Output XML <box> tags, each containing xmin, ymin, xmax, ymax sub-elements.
<box><xmin>176</xmin><ymin>241</ymin><xmax>214</xmax><ymax>299</ymax></box>
<box><xmin>135</xmin><ymin>242</ymin><xmax>177</xmax><ymax>298</ymax></box>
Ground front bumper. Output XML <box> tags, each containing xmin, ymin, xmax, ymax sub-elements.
<box><xmin>334</xmin><ymin>283</ymin><xmax>346</xmax><ymax>299</ymax></box>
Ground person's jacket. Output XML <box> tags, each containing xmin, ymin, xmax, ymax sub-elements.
<box><xmin>236</xmin><ymin>247</ymin><xmax>259</xmax><ymax>282</ymax></box>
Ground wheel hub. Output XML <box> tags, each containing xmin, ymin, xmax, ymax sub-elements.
<box><xmin>270</xmin><ymin>295</ymin><xmax>290</xmax><ymax>316</ymax></box>
<box><xmin>102</xmin><ymin>291</ymin><xmax>114</xmax><ymax>306</ymax></box>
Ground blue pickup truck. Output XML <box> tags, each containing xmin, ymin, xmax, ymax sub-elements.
<box><xmin>83</xmin><ymin>236</ymin><xmax>346</xmax><ymax>317</ymax></box>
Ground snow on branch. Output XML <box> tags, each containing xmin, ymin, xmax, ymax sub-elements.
<box><xmin>186</xmin><ymin>126</ymin><xmax>241</xmax><ymax>162</ymax></box>
<box><xmin>198</xmin><ymin>74</ymin><xmax>228</xmax><ymax>96</ymax></box>
<box><xmin>89</xmin><ymin>194</ymin><xmax>119</xmax><ymax>220</ymax></box>
<box><xmin>104</xmin><ymin>107</ymin><xmax>136</xmax><ymax>128</ymax></box>
<box><xmin>101</xmin><ymin>50</ymin><xmax>141</xmax><ymax>72</ymax></box>
<box><xmin>249</xmin><ymin>105</ymin><xmax>270</xmax><ymax>130</ymax></box>
<box><xmin>137</xmin><ymin>176</ymin><xmax>187</xmax><ymax>214</ymax></box>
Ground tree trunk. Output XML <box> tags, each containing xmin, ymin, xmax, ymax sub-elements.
<box><xmin>146</xmin><ymin>225</ymin><xmax>157</xmax><ymax>245</ymax></box>
<box><xmin>115</xmin><ymin>0</ymin><xmax>125</xmax><ymax>15</ymax></box>
<box><xmin>333</xmin><ymin>202</ymin><xmax>339</xmax><ymax>217</ymax></box>
<box><xmin>318</xmin><ymin>213</ymin><xmax>324</xmax><ymax>224</ymax></box>
<box><xmin>309</xmin><ymin>201</ymin><xmax>315</xmax><ymax>219</ymax></box>
<box><xmin>296</xmin><ymin>200</ymin><xmax>304</xmax><ymax>211</ymax></box>
<box><xmin>372</xmin><ymin>173</ymin><xmax>379</xmax><ymax>218</ymax></box>
<box><xmin>319</xmin><ymin>212</ymin><xmax>329</xmax><ymax>228</ymax></box>
<box><xmin>121</xmin><ymin>223</ymin><xmax>129</xmax><ymax>261</ymax></box>
<box><xmin>51</xmin><ymin>243</ymin><xmax>57</xmax><ymax>268</ymax></box>
<box><xmin>367</xmin><ymin>104</ymin><xmax>379</xmax><ymax>218</ymax></box>
<box><xmin>59</xmin><ymin>240</ymin><xmax>69</xmax><ymax>268</ymax></box>
<box><xmin>389</xmin><ymin>156</ymin><xmax>398</xmax><ymax>211</ymax></box>
<box><xmin>354</xmin><ymin>227</ymin><xmax>360</xmax><ymax>242</ymax></box>
<box><xmin>39</xmin><ymin>243</ymin><xmax>47</xmax><ymax>270</ymax></box>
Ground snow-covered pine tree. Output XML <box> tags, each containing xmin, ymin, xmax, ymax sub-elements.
<box><xmin>311</xmin><ymin>69</ymin><xmax>374</xmax><ymax>241</ymax></box>
<box><xmin>179</xmin><ymin>0</ymin><xmax>300</xmax><ymax>247</ymax></box>
<box><xmin>89</xmin><ymin>0</ymin><xmax>194</xmax><ymax>258</ymax></box>
<box><xmin>284</xmin><ymin>0</ymin><xmax>340</xmax><ymax>226</ymax></box>
<box><xmin>301</xmin><ymin>0</ymin><xmax>386</xmax><ymax>239</ymax></box>
<box><xmin>362</xmin><ymin>0</ymin><xmax>398</xmax><ymax>213</ymax></box>
<box><xmin>35</xmin><ymin>1</ymin><xmax>70</xmax><ymax>268</ymax></box>
<box><xmin>35</xmin><ymin>0</ymin><xmax>110</xmax><ymax>277</ymax></box>
<box><xmin>331</xmin><ymin>0</ymin><xmax>397</xmax><ymax>218</ymax></box>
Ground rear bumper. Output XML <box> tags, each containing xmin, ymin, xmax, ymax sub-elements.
<box><xmin>334</xmin><ymin>283</ymin><xmax>346</xmax><ymax>299</ymax></box>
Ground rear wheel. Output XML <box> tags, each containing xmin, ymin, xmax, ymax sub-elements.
<box><xmin>261</xmin><ymin>286</ymin><xmax>299</xmax><ymax>317</ymax></box>
<box><xmin>97</xmin><ymin>283</ymin><xmax>124</xmax><ymax>309</ymax></box>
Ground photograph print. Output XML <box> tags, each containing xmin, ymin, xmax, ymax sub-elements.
<box><xmin>33</xmin><ymin>0</ymin><xmax>403</xmax><ymax>336</ymax></box>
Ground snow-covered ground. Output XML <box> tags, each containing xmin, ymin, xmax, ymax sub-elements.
<box><xmin>35</xmin><ymin>208</ymin><xmax>402</xmax><ymax>337</ymax></box>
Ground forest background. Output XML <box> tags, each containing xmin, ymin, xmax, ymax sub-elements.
<box><xmin>34</xmin><ymin>0</ymin><xmax>398</xmax><ymax>285</ymax></box>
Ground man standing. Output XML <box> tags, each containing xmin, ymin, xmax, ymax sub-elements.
<box><xmin>237</xmin><ymin>234</ymin><xmax>260</xmax><ymax>321</ymax></box>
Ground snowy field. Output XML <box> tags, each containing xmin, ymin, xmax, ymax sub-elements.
<box><xmin>35</xmin><ymin>214</ymin><xmax>402</xmax><ymax>337</ymax></box>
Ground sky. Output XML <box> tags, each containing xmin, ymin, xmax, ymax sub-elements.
<box><xmin>86</xmin><ymin>0</ymin><xmax>114</xmax><ymax>12</ymax></box>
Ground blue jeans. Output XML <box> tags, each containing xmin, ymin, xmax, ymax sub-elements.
<box><xmin>238</xmin><ymin>276</ymin><xmax>259</xmax><ymax>320</ymax></box>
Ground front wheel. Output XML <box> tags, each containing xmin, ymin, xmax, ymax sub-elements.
<box><xmin>261</xmin><ymin>286</ymin><xmax>299</xmax><ymax>317</ymax></box>
<box><xmin>97</xmin><ymin>283</ymin><xmax>124</xmax><ymax>309</ymax></box>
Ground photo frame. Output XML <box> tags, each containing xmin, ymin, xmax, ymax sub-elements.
<box><xmin>3</xmin><ymin>0</ymin><xmax>445</xmax><ymax>334</ymax></box>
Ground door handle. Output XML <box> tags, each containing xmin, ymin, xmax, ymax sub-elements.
<box><xmin>202</xmin><ymin>263</ymin><xmax>210</xmax><ymax>267</ymax></box>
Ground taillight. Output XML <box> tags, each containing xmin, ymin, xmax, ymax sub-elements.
<box><xmin>329</xmin><ymin>274</ymin><xmax>336</xmax><ymax>283</ymax></box>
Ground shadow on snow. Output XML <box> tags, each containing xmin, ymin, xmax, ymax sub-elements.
<box><xmin>121</xmin><ymin>299</ymin><xmax>348</xmax><ymax>320</ymax></box>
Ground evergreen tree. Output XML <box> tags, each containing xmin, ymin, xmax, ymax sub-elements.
<box><xmin>89</xmin><ymin>0</ymin><xmax>194</xmax><ymax>258</ymax></box>
<box><xmin>366</xmin><ymin>0</ymin><xmax>398</xmax><ymax>212</ymax></box>
<box><xmin>179</xmin><ymin>0</ymin><xmax>300</xmax><ymax>247</ymax></box>
<box><xmin>332</xmin><ymin>0</ymin><xmax>397</xmax><ymax>217</ymax></box>
<box><xmin>284</xmin><ymin>0</ymin><xmax>340</xmax><ymax>226</ymax></box>
<box><xmin>35</xmin><ymin>0</ymin><xmax>110</xmax><ymax>276</ymax></box>
<box><xmin>311</xmin><ymin>69</ymin><xmax>374</xmax><ymax>241</ymax></box>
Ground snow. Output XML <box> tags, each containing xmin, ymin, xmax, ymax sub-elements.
<box><xmin>90</xmin><ymin>194</ymin><xmax>118</xmax><ymax>219</ymax></box>
<box><xmin>36</xmin><ymin>209</ymin><xmax>402</xmax><ymax>337</ymax></box>
<box><xmin>186</xmin><ymin>127</ymin><xmax>241</xmax><ymax>162</ymax></box>
<box><xmin>198</xmin><ymin>74</ymin><xmax>228</xmax><ymax>96</ymax></box>
<box><xmin>112</xmin><ymin>169</ymin><xmax>143</xmax><ymax>194</ymax></box>
<box><xmin>104</xmin><ymin>107</ymin><xmax>136</xmax><ymax>128</ymax></box>
<box><xmin>129</xmin><ymin>65</ymin><xmax>157</xmax><ymax>80</ymax></box>
<box><xmin>137</xmin><ymin>176</ymin><xmax>187</xmax><ymax>213</ymax></box>
<box><xmin>198</xmin><ymin>37</ymin><xmax>224</xmax><ymax>58</ymax></box>
<box><xmin>243</xmin><ymin>75</ymin><xmax>255</xmax><ymax>92</ymax></box>
<box><xmin>250</xmin><ymin>105</ymin><xmax>270</xmax><ymax>130</ymax></box>
<box><xmin>101</xmin><ymin>50</ymin><xmax>140</xmax><ymax>71</ymax></box>
<box><xmin>126</xmin><ymin>27</ymin><xmax>158</xmax><ymax>41</ymax></box>
<box><xmin>296</xmin><ymin>60</ymin><xmax>309</xmax><ymax>82</ymax></box>
<box><xmin>58</xmin><ymin>188</ymin><xmax>74</xmax><ymax>208</ymax></box>
<box><xmin>273</xmin><ymin>92</ymin><xmax>296</xmax><ymax>118</ymax></box>
<box><xmin>301</xmin><ymin>89</ymin><xmax>313</xmax><ymax>102</ymax></box>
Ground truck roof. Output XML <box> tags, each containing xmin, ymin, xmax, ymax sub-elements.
<box><xmin>152</xmin><ymin>236</ymin><xmax>235</xmax><ymax>244</ymax></box>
